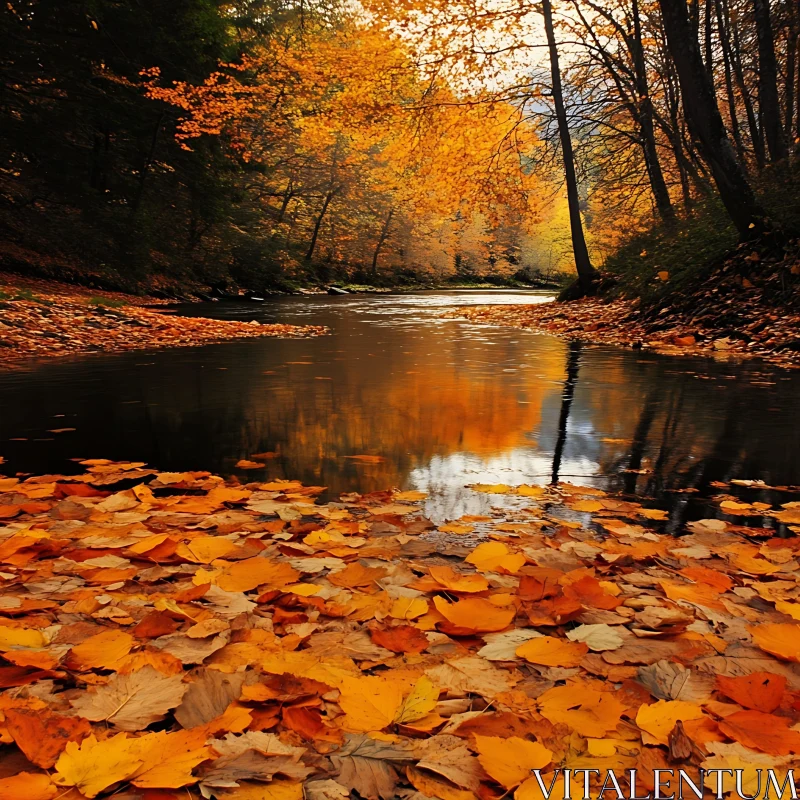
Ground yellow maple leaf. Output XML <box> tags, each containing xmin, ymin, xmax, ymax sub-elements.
<box><xmin>395</xmin><ymin>676</ymin><xmax>439</xmax><ymax>724</ymax></box>
<box><xmin>338</xmin><ymin>674</ymin><xmax>404</xmax><ymax>731</ymax></box>
<box><xmin>131</xmin><ymin>729</ymin><xmax>212</xmax><ymax>788</ymax></box>
<box><xmin>54</xmin><ymin>733</ymin><xmax>145</xmax><ymax>798</ymax></box>
<box><xmin>465</xmin><ymin>542</ymin><xmax>525</xmax><ymax>573</ymax></box>
<box><xmin>390</xmin><ymin>596</ymin><xmax>428</xmax><ymax>620</ymax></box>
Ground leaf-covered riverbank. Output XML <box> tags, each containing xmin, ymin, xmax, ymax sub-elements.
<box><xmin>450</xmin><ymin>295</ymin><xmax>800</xmax><ymax>369</ymax></box>
<box><xmin>0</xmin><ymin>274</ymin><xmax>327</xmax><ymax>366</ymax></box>
<box><xmin>0</xmin><ymin>459</ymin><xmax>799</xmax><ymax>798</ymax></box>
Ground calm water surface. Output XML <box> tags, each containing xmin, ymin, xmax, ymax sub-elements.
<box><xmin>1</xmin><ymin>290</ymin><xmax>798</xmax><ymax>523</ymax></box>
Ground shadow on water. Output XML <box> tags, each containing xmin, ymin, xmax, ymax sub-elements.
<box><xmin>0</xmin><ymin>290</ymin><xmax>798</xmax><ymax>523</ymax></box>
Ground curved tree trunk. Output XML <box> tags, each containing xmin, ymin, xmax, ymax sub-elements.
<box><xmin>305</xmin><ymin>192</ymin><xmax>334</xmax><ymax>261</ymax></box>
<box><xmin>371</xmin><ymin>208</ymin><xmax>394</xmax><ymax>275</ymax></box>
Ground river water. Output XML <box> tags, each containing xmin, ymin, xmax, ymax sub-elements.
<box><xmin>1</xmin><ymin>290</ymin><xmax>798</xmax><ymax>523</ymax></box>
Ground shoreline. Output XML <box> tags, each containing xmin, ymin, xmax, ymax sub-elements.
<box><xmin>0</xmin><ymin>273</ymin><xmax>327</xmax><ymax>366</ymax></box>
<box><xmin>448</xmin><ymin>296</ymin><xmax>800</xmax><ymax>369</ymax></box>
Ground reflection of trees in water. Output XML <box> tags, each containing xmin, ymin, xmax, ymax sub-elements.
<box><xmin>2</xmin><ymin>310</ymin><xmax>799</xmax><ymax>505</ymax></box>
<box><xmin>596</xmin><ymin>361</ymin><xmax>799</xmax><ymax>513</ymax></box>
<box><xmin>551</xmin><ymin>341</ymin><xmax>582</xmax><ymax>485</ymax></box>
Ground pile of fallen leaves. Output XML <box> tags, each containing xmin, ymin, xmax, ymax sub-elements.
<box><xmin>0</xmin><ymin>275</ymin><xmax>327</xmax><ymax>364</ymax></box>
<box><xmin>0</xmin><ymin>461</ymin><xmax>799</xmax><ymax>800</ymax></box>
<box><xmin>449</xmin><ymin>288</ymin><xmax>800</xmax><ymax>369</ymax></box>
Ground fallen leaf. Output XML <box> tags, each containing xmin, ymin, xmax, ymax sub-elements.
<box><xmin>70</xmin><ymin>665</ymin><xmax>186</xmax><ymax>730</ymax></box>
<box><xmin>474</xmin><ymin>735</ymin><xmax>553</xmax><ymax>789</ymax></box>
<box><xmin>516</xmin><ymin>636</ymin><xmax>588</xmax><ymax>667</ymax></box>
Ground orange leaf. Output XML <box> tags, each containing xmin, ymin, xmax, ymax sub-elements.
<box><xmin>718</xmin><ymin>710</ymin><xmax>800</xmax><ymax>755</ymax></box>
<box><xmin>433</xmin><ymin>596</ymin><xmax>514</xmax><ymax>634</ymax></box>
<box><xmin>216</xmin><ymin>557</ymin><xmax>299</xmax><ymax>592</ymax></box>
<box><xmin>515</xmin><ymin>636</ymin><xmax>587</xmax><ymax>667</ymax></box>
<box><xmin>5</xmin><ymin>708</ymin><xmax>92</xmax><ymax>768</ymax></box>
<box><xmin>428</xmin><ymin>565</ymin><xmax>489</xmax><ymax>593</ymax></box>
<box><xmin>715</xmin><ymin>672</ymin><xmax>786</xmax><ymax>713</ymax></box>
<box><xmin>369</xmin><ymin>625</ymin><xmax>429</xmax><ymax>654</ymax></box>
<box><xmin>748</xmin><ymin>623</ymin><xmax>800</xmax><ymax>661</ymax></box>
<box><xmin>563</xmin><ymin>576</ymin><xmax>621</xmax><ymax>610</ymax></box>
<box><xmin>65</xmin><ymin>630</ymin><xmax>134</xmax><ymax>671</ymax></box>
<box><xmin>0</xmin><ymin>772</ymin><xmax>57</xmax><ymax>800</ymax></box>
<box><xmin>328</xmin><ymin>562</ymin><xmax>387</xmax><ymax>588</ymax></box>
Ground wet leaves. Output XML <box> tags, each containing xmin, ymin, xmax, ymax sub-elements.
<box><xmin>0</xmin><ymin>461</ymin><xmax>799</xmax><ymax>798</ymax></box>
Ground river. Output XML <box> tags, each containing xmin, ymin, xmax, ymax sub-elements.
<box><xmin>1</xmin><ymin>290</ymin><xmax>798</xmax><ymax>524</ymax></box>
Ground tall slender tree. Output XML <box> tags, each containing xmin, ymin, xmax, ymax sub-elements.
<box><xmin>753</xmin><ymin>0</ymin><xmax>788</xmax><ymax>161</ymax></box>
<box><xmin>541</xmin><ymin>0</ymin><xmax>599</xmax><ymax>294</ymax></box>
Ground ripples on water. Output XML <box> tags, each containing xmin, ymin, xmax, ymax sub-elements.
<box><xmin>1</xmin><ymin>290</ymin><xmax>798</xmax><ymax>524</ymax></box>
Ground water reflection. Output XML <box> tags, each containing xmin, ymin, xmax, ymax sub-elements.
<box><xmin>0</xmin><ymin>291</ymin><xmax>798</xmax><ymax>523</ymax></box>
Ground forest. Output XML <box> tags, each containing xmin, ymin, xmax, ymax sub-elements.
<box><xmin>3</xmin><ymin>0</ymin><xmax>800</xmax><ymax>296</ymax></box>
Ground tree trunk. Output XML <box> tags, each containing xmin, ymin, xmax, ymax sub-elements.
<box><xmin>753</xmin><ymin>0</ymin><xmax>788</xmax><ymax>161</ymax></box>
<box><xmin>658</xmin><ymin>0</ymin><xmax>768</xmax><ymax>238</ymax></box>
<box><xmin>277</xmin><ymin>181</ymin><xmax>294</xmax><ymax>224</ymax></box>
<box><xmin>632</xmin><ymin>0</ymin><xmax>676</xmax><ymax>222</ymax></box>
<box><xmin>305</xmin><ymin>192</ymin><xmax>334</xmax><ymax>261</ymax></box>
<box><xmin>724</xmin><ymin>0</ymin><xmax>766</xmax><ymax>168</ymax></box>
<box><xmin>371</xmin><ymin>208</ymin><xmax>394</xmax><ymax>275</ymax></box>
<box><xmin>786</xmin><ymin>26</ymin><xmax>797</xmax><ymax>143</ymax></box>
<box><xmin>541</xmin><ymin>0</ymin><xmax>598</xmax><ymax>292</ymax></box>
<box><xmin>704</xmin><ymin>0</ymin><xmax>714</xmax><ymax>79</ymax></box>
<box><xmin>716</xmin><ymin>0</ymin><xmax>747</xmax><ymax>163</ymax></box>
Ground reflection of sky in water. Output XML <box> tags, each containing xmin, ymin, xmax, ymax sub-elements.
<box><xmin>410</xmin><ymin>448</ymin><xmax>600</xmax><ymax>523</ymax></box>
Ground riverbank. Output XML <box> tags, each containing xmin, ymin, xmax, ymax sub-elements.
<box><xmin>0</xmin><ymin>273</ymin><xmax>327</xmax><ymax>365</ymax></box>
<box><xmin>449</xmin><ymin>280</ymin><xmax>800</xmax><ymax>369</ymax></box>
<box><xmin>0</xmin><ymin>460</ymin><xmax>798</xmax><ymax>798</ymax></box>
